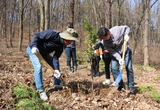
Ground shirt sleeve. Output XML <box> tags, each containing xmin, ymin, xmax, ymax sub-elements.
<box><xmin>104</xmin><ymin>46</ymin><xmax>122</xmax><ymax>61</ymax></box>
<box><xmin>123</xmin><ymin>25</ymin><xmax>130</xmax><ymax>35</ymax></box>
<box><xmin>30</xmin><ymin>32</ymin><xmax>40</xmax><ymax>48</ymax></box>
<box><xmin>52</xmin><ymin>50</ymin><xmax>63</xmax><ymax>70</ymax></box>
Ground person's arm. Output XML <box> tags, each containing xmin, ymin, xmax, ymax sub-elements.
<box><xmin>52</xmin><ymin>50</ymin><xmax>63</xmax><ymax>70</ymax></box>
<box><xmin>102</xmin><ymin>38</ymin><xmax>122</xmax><ymax>61</ymax></box>
<box><xmin>107</xmin><ymin>25</ymin><xmax>131</xmax><ymax>61</ymax></box>
<box><xmin>123</xmin><ymin>25</ymin><xmax>130</xmax><ymax>35</ymax></box>
<box><xmin>105</xmin><ymin>47</ymin><xmax>121</xmax><ymax>60</ymax></box>
<box><xmin>30</xmin><ymin>32</ymin><xmax>40</xmax><ymax>48</ymax></box>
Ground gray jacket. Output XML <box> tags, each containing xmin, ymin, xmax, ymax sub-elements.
<box><xmin>102</xmin><ymin>25</ymin><xmax>132</xmax><ymax>61</ymax></box>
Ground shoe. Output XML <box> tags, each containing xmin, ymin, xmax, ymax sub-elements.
<box><xmin>67</xmin><ymin>66</ymin><xmax>73</xmax><ymax>73</ymax></box>
<box><xmin>103</xmin><ymin>79</ymin><xmax>111</xmax><ymax>85</ymax></box>
<box><xmin>95</xmin><ymin>75</ymin><xmax>100</xmax><ymax>77</ymax></box>
<box><xmin>73</xmin><ymin>66</ymin><xmax>77</xmax><ymax>73</ymax></box>
<box><xmin>40</xmin><ymin>92</ymin><xmax>48</xmax><ymax>101</ymax></box>
<box><xmin>128</xmin><ymin>87</ymin><xmax>135</xmax><ymax>93</ymax></box>
<box><xmin>117</xmin><ymin>86</ymin><xmax>123</xmax><ymax>91</ymax></box>
<box><xmin>87</xmin><ymin>73</ymin><xmax>93</xmax><ymax>76</ymax></box>
<box><xmin>93</xmin><ymin>74</ymin><xmax>99</xmax><ymax>77</ymax></box>
<box><xmin>53</xmin><ymin>84</ymin><xmax>63</xmax><ymax>88</ymax></box>
<box><xmin>95</xmin><ymin>72</ymin><xmax>100</xmax><ymax>77</ymax></box>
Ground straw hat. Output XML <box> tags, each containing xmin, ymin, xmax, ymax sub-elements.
<box><xmin>59</xmin><ymin>28</ymin><xmax>79</xmax><ymax>42</ymax></box>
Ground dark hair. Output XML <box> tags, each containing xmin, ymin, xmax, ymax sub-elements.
<box><xmin>97</xmin><ymin>27</ymin><xmax>109</xmax><ymax>38</ymax></box>
<box><xmin>67</xmin><ymin>22</ymin><xmax>74</xmax><ymax>28</ymax></box>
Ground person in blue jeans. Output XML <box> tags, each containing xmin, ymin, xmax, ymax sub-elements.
<box><xmin>26</xmin><ymin>28</ymin><xmax>78</xmax><ymax>101</ymax></box>
<box><xmin>65</xmin><ymin>22</ymin><xmax>78</xmax><ymax>73</ymax></box>
<box><xmin>97</xmin><ymin>26</ymin><xmax>135</xmax><ymax>93</ymax></box>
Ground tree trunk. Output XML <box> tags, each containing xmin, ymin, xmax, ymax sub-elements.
<box><xmin>106</xmin><ymin>0</ymin><xmax>112</xmax><ymax>28</ymax></box>
<box><xmin>38</xmin><ymin>0</ymin><xmax>45</xmax><ymax>31</ymax></box>
<box><xmin>45</xmin><ymin>0</ymin><xmax>50</xmax><ymax>30</ymax></box>
<box><xmin>3</xmin><ymin>0</ymin><xmax>8</xmax><ymax>48</ymax></box>
<box><xmin>143</xmin><ymin>0</ymin><xmax>150</xmax><ymax>66</ymax></box>
<box><xmin>18</xmin><ymin>0</ymin><xmax>24</xmax><ymax>51</ymax></box>
<box><xmin>68</xmin><ymin>0</ymin><xmax>75</xmax><ymax>23</ymax></box>
<box><xmin>9</xmin><ymin>0</ymin><xmax>16</xmax><ymax>47</ymax></box>
<box><xmin>28</xmin><ymin>0</ymin><xmax>32</xmax><ymax>43</ymax></box>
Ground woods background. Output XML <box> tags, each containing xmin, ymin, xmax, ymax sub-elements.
<box><xmin>0</xmin><ymin>0</ymin><xmax>160</xmax><ymax>68</ymax></box>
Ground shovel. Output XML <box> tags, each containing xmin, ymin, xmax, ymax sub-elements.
<box><xmin>35</xmin><ymin>52</ymin><xmax>69</xmax><ymax>86</ymax></box>
<box><xmin>35</xmin><ymin>52</ymin><xmax>57</xmax><ymax>74</ymax></box>
<box><xmin>112</xmin><ymin>39</ymin><xmax>127</xmax><ymax>86</ymax></box>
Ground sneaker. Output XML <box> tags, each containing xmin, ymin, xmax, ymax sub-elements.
<box><xmin>128</xmin><ymin>87</ymin><xmax>135</xmax><ymax>93</ymax></box>
<box><xmin>103</xmin><ymin>79</ymin><xmax>111</xmax><ymax>85</ymax></box>
<box><xmin>40</xmin><ymin>92</ymin><xmax>48</xmax><ymax>101</ymax></box>
<box><xmin>87</xmin><ymin>73</ymin><xmax>92</xmax><ymax>76</ymax></box>
<box><xmin>117</xmin><ymin>86</ymin><xmax>123</xmax><ymax>91</ymax></box>
<box><xmin>53</xmin><ymin>84</ymin><xmax>63</xmax><ymax>88</ymax></box>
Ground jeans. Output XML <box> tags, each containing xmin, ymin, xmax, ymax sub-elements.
<box><xmin>65</xmin><ymin>47</ymin><xmax>77</xmax><ymax>66</ymax></box>
<box><xmin>111</xmin><ymin>51</ymin><xmax>134</xmax><ymax>87</ymax></box>
<box><xmin>26</xmin><ymin>46</ymin><xmax>61</xmax><ymax>92</ymax></box>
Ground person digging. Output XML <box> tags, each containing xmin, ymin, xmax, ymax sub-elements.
<box><xmin>26</xmin><ymin>28</ymin><xmax>78</xmax><ymax>101</ymax></box>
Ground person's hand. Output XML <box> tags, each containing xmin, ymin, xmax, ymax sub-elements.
<box><xmin>31</xmin><ymin>47</ymin><xmax>39</xmax><ymax>54</ymax></box>
<box><xmin>119</xmin><ymin>59</ymin><xmax>124</xmax><ymax>65</ymax></box>
<box><xmin>103</xmin><ymin>50</ymin><xmax>109</xmax><ymax>54</ymax></box>
<box><xmin>124</xmin><ymin>34</ymin><xmax>129</xmax><ymax>41</ymax></box>
<box><xmin>54</xmin><ymin>70</ymin><xmax>61</xmax><ymax>79</ymax></box>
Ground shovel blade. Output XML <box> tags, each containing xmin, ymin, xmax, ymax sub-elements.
<box><xmin>112</xmin><ymin>70</ymin><xmax>123</xmax><ymax>86</ymax></box>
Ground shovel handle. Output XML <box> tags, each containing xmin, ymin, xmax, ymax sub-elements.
<box><xmin>35</xmin><ymin>52</ymin><xmax>57</xmax><ymax>75</ymax></box>
<box><xmin>112</xmin><ymin>39</ymin><xmax>128</xmax><ymax>86</ymax></box>
<box><xmin>120</xmin><ymin>39</ymin><xmax>127</xmax><ymax>69</ymax></box>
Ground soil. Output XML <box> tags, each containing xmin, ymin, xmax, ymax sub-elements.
<box><xmin>0</xmin><ymin>37</ymin><xmax>160</xmax><ymax>110</ymax></box>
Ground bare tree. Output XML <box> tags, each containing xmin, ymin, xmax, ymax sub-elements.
<box><xmin>28</xmin><ymin>0</ymin><xmax>32</xmax><ymax>43</ymax></box>
<box><xmin>38</xmin><ymin>0</ymin><xmax>45</xmax><ymax>31</ymax></box>
<box><xmin>68</xmin><ymin>0</ymin><xmax>75</xmax><ymax>23</ymax></box>
<box><xmin>9</xmin><ymin>0</ymin><xmax>17</xmax><ymax>47</ymax></box>
<box><xmin>143</xmin><ymin>0</ymin><xmax>149</xmax><ymax>66</ymax></box>
<box><xmin>143</xmin><ymin>0</ymin><xmax>158</xmax><ymax>66</ymax></box>
<box><xmin>18</xmin><ymin>0</ymin><xmax>29</xmax><ymax>51</ymax></box>
<box><xmin>18</xmin><ymin>0</ymin><xmax>24</xmax><ymax>51</ymax></box>
<box><xmin>45</xmin><ymin>0</ymin><xmax>50</xmax><ymax>30</ymax></box>
<box><xmin>116</xmin><ymin>0</ymin><xmax>125</xmax><ymax>25</ymax></box>
<box><xmin>1</xmin><ymin>0</ymin><xmax>8</xmax><ymax>48</ymax></box>
<box><xmin>131</xmin><ymin>1</ymin><xmax>146</xmax><ymax>55</ymax></box>
<box><xmin>106</xmin><ymin>0</ymin><xmax>112</xmax><ymax>28</ymax></box>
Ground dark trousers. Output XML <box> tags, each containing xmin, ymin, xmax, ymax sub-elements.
<box><xmin>91</xmin><ymin>56</ymin><xmax>101</xmax><ymax>76</ymax></box>
<box><xmin>102</xmin><ymin>54</ymin><xmax>112</xmax><ymax>79</ymax></box>
<box><xmin>65</xmin><ymin>47</ymin><xmax>77</xmax><ymax>66</ymax></box>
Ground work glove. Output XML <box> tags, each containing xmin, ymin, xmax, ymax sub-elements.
<box><xmin>124</xmin><ymin>34</ymin><xmax>129</xmax><ymax>42</ymax></box>
<box><xmin>31</xmin><ymin>47</ymin><xmax>39</xmax><ymax>54</ymax></box>
<box><xmin>53</xmin><ymin>70</ymin><xmax>61</xmax><ymax>79</ymax></box>
<box><xmin>100</xmin><ymin>55</ymin><xmax>103</xmax><ymax>60</ymax></box>
<box><xmin>119</xmin><ymin>59</ymin><xmax>124</xmax><ymax>65</ymax></box>
<box><xmin>92</xmin><ymin>42</ymin><xmax>101</xmax><ymax>50</ymax></box>
<box><xmin>92</xmin><ymin>45</ymin><xmax>96</xmax><ymax>50</ymax></box>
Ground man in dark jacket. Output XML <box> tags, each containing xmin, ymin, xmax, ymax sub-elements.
<box><xmin>26</xmin><ymin>28</ymin><xmax>78</xmax><ymax>101</ymax></box>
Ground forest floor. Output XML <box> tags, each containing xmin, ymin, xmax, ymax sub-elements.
<box><xmin>0</xmin><ymin>38</ymin><xmax>160</xmax><ymax>110</ymax></box>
